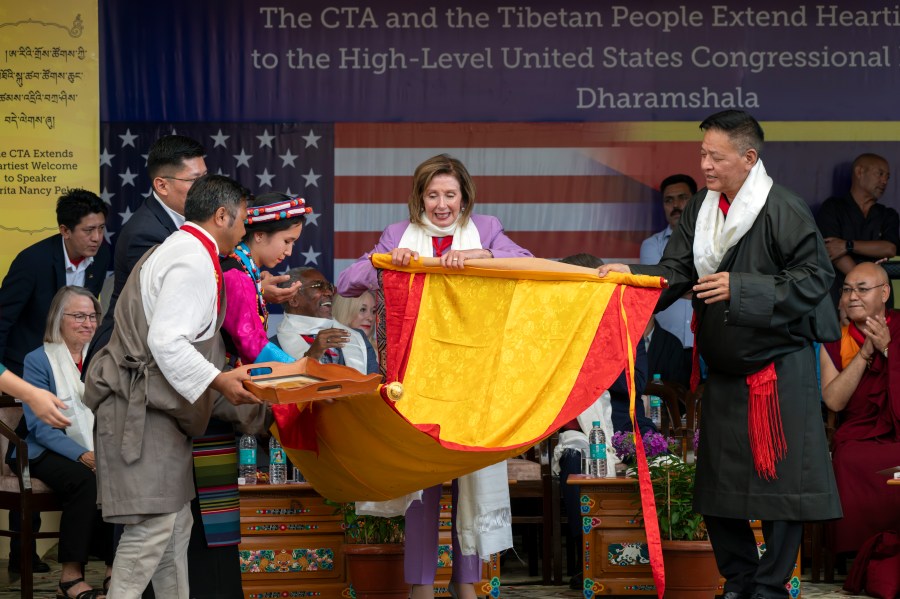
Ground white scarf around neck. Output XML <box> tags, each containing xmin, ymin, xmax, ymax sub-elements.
<box><xmin>397</xmin><ymin>214</ymin><xmax>483</xmax><ymax>255</ymax></box>
<box><xmin>694</xmin><ymin>159</ymin><xmax>773</xmax><ymax>278</ymax></box>
<box><xmin>43</xmin><ymin>341</ymin><xmax>93</xmax><ymax>451</ymax></box>
<box><xmin>357</xmin><ymin>212</ymin><xmax>511</xmax><ymax>556</ymax></box>
<box><xmin>275</xmin><ymin>313</ymin><xmax>368</xmax><ymax>374</ymax></box>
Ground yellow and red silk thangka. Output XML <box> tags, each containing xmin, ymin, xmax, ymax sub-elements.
<box><xmin>275</xmin><ymin>254</ymin><xmax>663</xmax><ymax>488</ymax></box>
<box><xmin>273</xmin><ymin>255</ymin><xmax>668</xmax><ymax>597</ymax></box>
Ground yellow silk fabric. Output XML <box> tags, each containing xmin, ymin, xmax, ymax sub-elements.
<box><xmin>370</xmin><ymin>254</ymin><xmax>665</xmax><ymax>288</ymax></box>
<box><xmin>279</xmin><ymin>257</ymin><xmax>664</xmax><ymax>501</ymax></box>
<box><xmin>279</xmin><ymin>392</ymin><xmax>525</xmax><ymax>502</ymax></box>
<box><xmin>400</xmin><ymin>273</ymin><xmax>616</xmax><ymax>447</ymax></box>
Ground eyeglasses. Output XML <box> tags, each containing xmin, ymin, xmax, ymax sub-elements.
<box><xmin>161</xmin><ymin>174</ymin><xmax>205</xmax><ymax>183</ymax></box>
<box><xmin>305</xmin><ymin>281</ymin><xmax>335</xmax><ymax>293</ymax></box>
<box><xmin>64</xmin><ymin>312</ymin><xmax>99</xmax><ymax>324</ymax></box>
<box><xmin>840</xmin><ymin>283</ymin><xmax>888</xmax><ymax>296</ymax></box>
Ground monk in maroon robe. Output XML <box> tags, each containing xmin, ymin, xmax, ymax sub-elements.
<box><xmin>821</xmin><ymin>262</ymin><xmax>900</xmax><ymax>554</ymax></box>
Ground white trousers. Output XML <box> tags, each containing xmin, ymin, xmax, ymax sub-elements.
<box><xmin>107</xmin><ymin>501</ymin><xmax>193</xmax><ymax>599</ymax></box>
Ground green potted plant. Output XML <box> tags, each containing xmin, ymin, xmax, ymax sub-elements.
<box><xmin>328</xmin><ymin>500</ymin><xmax>406</xmax><ymax>598</ymax></box>
<box><xmin>646</xmin><ymin>458</ymin><xmax>708</xmax><ymax>541</ymax></box>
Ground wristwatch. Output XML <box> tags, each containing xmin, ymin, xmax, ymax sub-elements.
<box><xmin>883</xmin><ymin>346</ymin><xmax>889</xmax><ymax>359</ymax></box>
<box><xmin>846</xmin><ymin>240</ymin><xmax>854</xmax><ymax>253</ymax></box>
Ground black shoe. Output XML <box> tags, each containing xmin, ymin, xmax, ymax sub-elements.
<box><xmin>721</xmin><ymin>593</ymin><xmax>750</xmax><ymax>599</ymax></box>
<box><xmin>7</xmin><ymin>556</ymin><xmax>50</xmax><ymax>573</ymax></box>
<box><xmin>569</xmin><ymin>571</ymin><xmax>584</xmax><ymax>590</ymax></box>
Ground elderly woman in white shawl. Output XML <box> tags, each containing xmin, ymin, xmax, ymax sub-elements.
<box><xmin>337</xmin><ymin>154</ymin><xmax>532</xmax><ymax>599</ymax></box>
<box><xmin>18</xmin><ymin>286</ymin><xmax>113</xmax><ymax>598</ymax></box>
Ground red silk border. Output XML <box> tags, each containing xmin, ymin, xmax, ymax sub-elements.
<box><xmin>622</xmin><ymin>287</ymin><xmax>666</xmax><ymax>599</ymax></box>
<box><xmin>382</xmin><ymin>270</ymin><xmax>426</xmax><ymax>384</ymax></box>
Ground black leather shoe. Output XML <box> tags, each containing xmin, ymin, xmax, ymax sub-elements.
<box><xmin>569</xmin><ymin>571</ymin><xmax>584</xmax><ymax>590</ymax></box>
<box><xmin>722</xmin><ymin>593</ymin><xmax>750</xmax><ymax>599</ymax></box>
<box><xmin>7</xmin><ymin>556</ymin><xmax>51</xmax><ymax>573</ymax></box>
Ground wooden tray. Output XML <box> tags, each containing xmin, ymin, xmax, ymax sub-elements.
<box><xmin>241</xmin><ymin>358</ymin><xmax>382</xmax><ymax>405</ymax></box>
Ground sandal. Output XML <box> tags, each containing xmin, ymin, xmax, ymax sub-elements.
<box><xmin>56</xmin><ymin>577</ymin><xmax>105</xmax><ymax>599</ymax></box>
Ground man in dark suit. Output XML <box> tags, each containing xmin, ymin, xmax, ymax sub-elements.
<box><xmin>643</xmin><ymin>316</ymin><xmax>691</xmax><ymax>388</ymax></box>
<box><xmin>0</xmin><ymin>189</ymin><xmax>109</xmax><ymax>377</ymax></box>
<box><xmin>86</xmin><ymin>134</ymin><xmax>299</xmax><ymax>370</ymax></box>
<box><xmin>0</xmin><ymin>188</ymin><xmax>109</xmax><ymax>573</ymax></box>
<box><xmin>86</xmin><ymin>134</ymin><xmax>208</xmax><ymax>369</ymax></box>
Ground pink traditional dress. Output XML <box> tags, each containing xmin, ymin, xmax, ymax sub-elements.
<box><xmin>220</xmin><ymin>241</ymin><xmax>293</xmax><ymax>366</ymax></box>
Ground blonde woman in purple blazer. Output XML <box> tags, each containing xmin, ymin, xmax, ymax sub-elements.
<box><xmin>337</xmin><ymin>154</ymin><xmax>531</xmax><ymax>599</ymax></box>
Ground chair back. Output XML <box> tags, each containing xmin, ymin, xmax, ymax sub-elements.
<box><xmin>0</xmin><ymin>404</ymin><xmax>20</xmax><ymax>478</ymax></box>
<box><xmin>0</xmin><ymin>394</ymin><xmax>62</xmax><ymax>599</ymax></box>
<box><xmin>645</xmin><ymin>378</ymin><xmax>697</xmax><ymax>459</ymax></box>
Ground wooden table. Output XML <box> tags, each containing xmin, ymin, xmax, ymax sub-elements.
<box><xmin>568</xmin><ymin>474</ymin><xmax>802</xmax><ymax>598</ymax></box>
<box><xmin>238</xmin><ymin>482</ymin><xmax>501</xmax><ymax>598</ymax></box>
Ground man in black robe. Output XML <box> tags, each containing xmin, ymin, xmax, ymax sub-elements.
<box><xmin>600</xmin><ymin>110</ymin><xmax>842</xmax><ymax>599</ymax></box>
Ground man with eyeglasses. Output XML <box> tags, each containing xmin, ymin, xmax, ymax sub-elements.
<box><xmin>819</xmin><ymin>262</ymin><xmax>900</xmax><ymax>569</ymax></box>
<box><xmin>0</xmin><ymin>188</ymin><xmax>108</xmax><ymax>574</ymax></box>
<box><xmin>86</xmin><ymin>134</ymin><xmax>300</xmax><ymax>373</ymax></box>
<box><xmin>275</xmin><ymin>267</ymin><xmax>379</xmax><ymax>374</ymax></box>
<box><xmin>85</xmin><ymin>134</ymin><xmax>208</xmax><ymax>373</ymax></box>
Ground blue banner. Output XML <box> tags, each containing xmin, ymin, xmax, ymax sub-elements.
<box><xmin>101</xmin><ymin>0</ymin><xmax>900</xmax><ymax>122</ymax></box>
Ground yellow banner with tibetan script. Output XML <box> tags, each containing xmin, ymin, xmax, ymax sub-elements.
<box><xmin>0</xmin><ymin>1</ymin><xmax>99</xmax><ymax>276</ymax></box>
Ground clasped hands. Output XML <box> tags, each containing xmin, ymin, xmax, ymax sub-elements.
<box><xmin>858</xmin><ymin>314</ymin><xmax>891</xmax><ymax>361</ymax></box>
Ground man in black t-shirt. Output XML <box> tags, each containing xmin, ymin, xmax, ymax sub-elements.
<box><xmin>817</xmin><ymin>153</ymin><xmax>899</xmax><ymax>307</ymax></box>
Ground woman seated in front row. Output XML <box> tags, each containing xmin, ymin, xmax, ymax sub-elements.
<box><xmin>18</xmin><ymin>286</ymin><xmax>114</xmax><ymax>599</ymax></box>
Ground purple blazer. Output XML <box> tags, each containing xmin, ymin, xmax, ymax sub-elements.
<box><xmin>336</xmin><ymin>214</ymin><xmax>532</xmax><ymax>297</ymax></box>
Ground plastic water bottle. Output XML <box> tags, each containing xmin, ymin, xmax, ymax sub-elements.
<box><xmin>648</xmin><ymin>373</ymin><xmax>663</xmax><ymax>430</ymax></box>
<box><xmin>587</xmin><ymin>420</ymin><xmax>607</xmax><ymax>478</ymax></box>
<box><xmin>238</xmin><ymin>433</ymin><xmax>257</xmax><ymax>485</ymax></box>
<box><xmin>269</xmin><ymin>436</ymin><xmax>287</xmax><ymax>485</ymax></box>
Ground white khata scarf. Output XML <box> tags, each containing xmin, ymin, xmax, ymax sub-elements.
<box><xmin>693</xmin><ymin>159</ymin><xmax>773</xmax><ymax>278</ymax></box>
<box><xmin>357</xmin><ymin>211</ymin><xmax>512</xmax><ymax>558</ymax></box>
<box><xmin>275</xmin><ymin>313</ymin><xmax>368</xmax><ymax>374</ymax></box>
<box><xmin>397</xmin><ymin>213</ymin><xmax>483</xmax><ymax>255</ymax></box>
<box><xmin>44</xmin><ymin>341</ymin><xmax>94</xmax><ymax>451</ymax></box>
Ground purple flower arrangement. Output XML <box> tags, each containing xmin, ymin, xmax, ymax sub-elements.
<box><xmin>611</xmin><ymin>430</ymin><xmax>678</xmax><ymax>463</ymax></box>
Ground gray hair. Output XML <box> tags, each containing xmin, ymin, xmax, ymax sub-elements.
<box><xmin>44</xmin><ymin>286</ymin><xmax>101</xmax><ymax>344</ymax></box>
<box><xmin>278</xmin><ymin>267</ymin><xmax>317</xmax><ymax>290</ymax></box>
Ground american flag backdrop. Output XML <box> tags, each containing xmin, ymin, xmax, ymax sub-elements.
<box><xmin>99</xmin><ymin>123</ymin><xmax>335</xmax><ymax>290</ymax></box>
<box><xmin>100</xmin><ymin>122</ymin><xmax>703</xmax><ymax>286</ymax></box>
<box><xmin>332</xmin><ymin>123</ymin><xmax>702</xmax><ymax>275</ymax></box>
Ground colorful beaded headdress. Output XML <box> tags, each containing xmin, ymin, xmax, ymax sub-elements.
<box><xmin>245</xmin><ymin>197</ymin><xmax>312</xmax><ymax>225</ymax></box>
